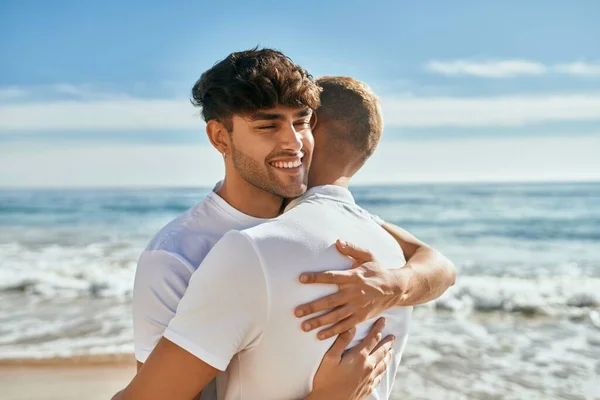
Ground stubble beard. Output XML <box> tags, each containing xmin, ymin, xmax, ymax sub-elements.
<box><xmin>230</xmin><ymin>145</ymin><xmax>308</xmax><ymax>199</ymax></box>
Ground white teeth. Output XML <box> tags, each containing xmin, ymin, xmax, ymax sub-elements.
<box><xmin>271</xmin><ymin>159</ymin><xmax>302</xmax><ymax>169</ymax></box>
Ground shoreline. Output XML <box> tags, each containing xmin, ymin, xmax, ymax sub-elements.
<box><xmin>0</xmin><ymin>356</ymin><xmax>136</xmax><ymax>400</ymax></box>
<box><xmin>0</xmin><ymin>353</ymin><xmax>136</xmax><ymax>367</ymax></box>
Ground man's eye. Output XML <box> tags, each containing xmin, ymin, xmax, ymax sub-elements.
<box><xmin>294</xmin><ymin>121</ymin><xmax>311</xmax><ymax>127</ymax></box>
<box><xmin>257</xmin><ymin>125</ymin><xmax>276</xmax><ymax>130</ymax></box>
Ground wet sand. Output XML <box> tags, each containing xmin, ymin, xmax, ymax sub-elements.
<box><xmin>0</xmin><ymin>357</ymin><xmax>136</xmax><ymax>400</ymax></box>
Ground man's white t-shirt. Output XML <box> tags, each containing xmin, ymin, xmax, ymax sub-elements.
<box><xmin>132</xmin><ymin>182</ymin><xmax>268</xmax><ymax>363</ymax></box>
<box><xmin>164</xmin><ymin>185</ymin><xmax>413</xmax><ymax>400</ymax></box>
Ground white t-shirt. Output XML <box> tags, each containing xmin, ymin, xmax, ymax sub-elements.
<box><xmin>132</xmin><ymin>182</ymin><xmax>268</xmax><ymax>361</ymax></box>
<box><xmin>164</xmin><ymin>185</ymin><xmax>413</xmax><ymax>400</ymax></box>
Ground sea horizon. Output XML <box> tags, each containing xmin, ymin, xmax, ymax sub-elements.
<box><xmin>1</xmin><ymin>178</ymin><xmax>599</xmax><ymax>191</ymax></box>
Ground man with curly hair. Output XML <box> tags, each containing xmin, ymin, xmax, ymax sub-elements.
<box><xmin>119</xmin><ymin>48</ymin><xmax>455</xmax><ymax>399</ymax></box>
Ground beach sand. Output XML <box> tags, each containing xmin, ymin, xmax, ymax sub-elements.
<box><xmin>0</xmin><ymin>357</ymin><xmax>137</xmax><ymax>400</ymax></box>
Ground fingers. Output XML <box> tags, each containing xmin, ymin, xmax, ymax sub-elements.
<box><xmin>323</xmin><ymin>327</ymin><xmax>356</xmax><ymax>360</ymax></box>
<box><xmin>370</xmin><ymin>333</ymin><xmax>395</xmax><ymax>357</ymax></box>
<box><xmin>295</xmin><ymin>290</ymin><xmax>350</xmax><ymax>318</ymax></box>
<box><xmin>348</xmin><ymin>317</ymin><xmax>386</xmax><ymax>357</ymax></box>
<box><xmin>299</xmin><ymin>270</ymin><xmax>355</xmax><ymax>285</ymax></box>
<box><xmin>335</xmin><ymin>240</ymin><xmax>374</xmax><ymax>263</ymax></box>
<box><xmin>370</xmin><ymin>336</ymin><xmax>396</xmax><ymax>388</ymax></box>
<box><xmin>300</xmin><ymin>305</ymin><xmax>353</xmax><ymax>334</ymax></box>
<box><xmin>372</xmin><ymin>347</ymin><xmax>394</xmax><ymax>386</ymax></box>
<box><xmin>315</xmin><ymin>315</ymin><xmax>361</xmax><ymax>340</ymax></box>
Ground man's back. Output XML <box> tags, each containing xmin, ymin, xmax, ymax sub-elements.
<box><xmin>221</xmin><ymin>186</ymin><xmax>412</xmax><ymax>399</ymax></box>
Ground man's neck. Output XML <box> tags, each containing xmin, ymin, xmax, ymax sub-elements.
<box><xmin>217</xmin><ymin>176</ymin><xmax>283</xmax><ymax>219</ymax></box>
<box><xmin>308</xmin><ymin>165</ymin><xmax>351</xmax><ymax>189</ymax></box>
<box><xmin>307</xmin><ymin>154</ymin><xmax>354</xmax><ymax>189</ymax></box>
<box><xmin>308</xmin><ymin>176</ymin><xmax>350</xmax><ymax>189</ymax></box>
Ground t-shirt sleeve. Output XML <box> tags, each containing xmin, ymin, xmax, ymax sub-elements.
<box><xmin>369</xmin><ymin>212</ymin><xmax>386</xmax><ymax>226</ymax></box>
<box><xmin>132</xmin><ymin>249</ymin><xmax>195</xmax><ymax>363</ymax></box>
<box><xmin>163</xmin><ymin>230</ymin><xmax>269</xmax><ymax>371</ymax></box>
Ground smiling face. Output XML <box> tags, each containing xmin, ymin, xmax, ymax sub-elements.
<box><xmin>193</xmin><ymin>48</ymin><xmax>321</xmax><ymax>205</ymax></box>
<box><xmin>227</xmin><ymin>105</ymin><xmax>314</xmax><ymax>198</ymax></box>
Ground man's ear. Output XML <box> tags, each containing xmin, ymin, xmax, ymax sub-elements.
<box><xmin>310</xmin><ymin>111</ymin><xmax>318</xmax><ymax>130</ymax></box>
<box><xmin>206</xmin><ymin>120</ymin><xmax>231</xmax><ymax>157</ymax></box>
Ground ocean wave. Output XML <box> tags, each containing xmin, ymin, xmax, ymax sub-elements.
<box><xmin>1</xmin><ymin>241</ymin><xmax>599</xmax><ymax>318</ymax></box>
<box><xmin>0</xmin><ymin>242</ymin><xmax>138</xmax><ymax>298</ymax></box>
<box><xmin>432</xmin><ymin>276</ymin><xmax>600</xmax><ymax>315</ymax></box>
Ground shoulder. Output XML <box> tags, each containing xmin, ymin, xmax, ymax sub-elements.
<box><xmin>208</xmin><ymin>229</ymin><xmax>261</xmax><ymax>263</ymax></box>
<box><xmin>195</xmin><ymin>230</ymin><xmax>267</xmax><ymax>288</ymax></box>
<box><xmin>143</xmin><ymin>200</ymin><xmax>223</xmax><ymax>267</ymax></box>
<box><xmin>355</xmin><ymin>206</ymin><xmax>386</xmax><ymax>225</ymax></box>
<box><xmin>240</xmin><ymin>217</ymin><xmax>298</xmax><ymax>247</ymax></box>
<box><xmin>145</xmin><ymin>200</ymin><xmax>205</xmax><ymax>250</ymax></box>
<box><xmin>183</xmin><ymin>230</ymin><xmax>269</xmax><ymax>311</ymax></box>
<box><xmin>136</xmin><ymin>249</ymin><xmax>195</xmax><ymax>282</ymax></box>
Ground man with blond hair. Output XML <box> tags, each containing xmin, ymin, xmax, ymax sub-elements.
<box><xmin>117</xmin><ymin>71</ymin><xmax>455</xmax><ymax>399</ymax></box>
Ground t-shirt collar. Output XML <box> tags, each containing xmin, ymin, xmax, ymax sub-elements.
<box><xmin>206</xmin><ymin>181</ymin><xmax>271</xmax><ymax>224</ymax></box>
<box><xmin>284</xmin><ymin>185</ymin><xmax>355</xmax><ymax>212</ymax></box>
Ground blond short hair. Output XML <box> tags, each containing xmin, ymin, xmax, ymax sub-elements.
<box><xmin>315</xmin><ymin>76</ymin><xmax>383</xmax><ymax>163</ymax></box>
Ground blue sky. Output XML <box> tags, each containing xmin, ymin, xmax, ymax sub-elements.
<box><xmin>1</xmin><ymin>0</ymin><xmax>600</xmax><ymax>187</ymax></box>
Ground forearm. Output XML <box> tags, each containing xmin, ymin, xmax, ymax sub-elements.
<box><xmin>390</xmin><ymin>246</ymin><xmax>456</xmax><ymax>306</ymax></box>
<box><xmin>379</xmin><ymin>222</ymin><xmax>455</xmax><ymax>306</ymax></box>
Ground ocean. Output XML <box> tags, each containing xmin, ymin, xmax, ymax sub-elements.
<box><xmin>1</xmin><ymin>182</ymin><xmax>599</xmax><ymax>399</ymax></box>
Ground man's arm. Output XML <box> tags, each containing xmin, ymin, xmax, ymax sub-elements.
<box><xmin>294</xmin><ymin>222</ymin><xmax>456</xmax><ymax>340</ymax></box>
<box><xmin>380</xmin><ymin>222</ymin><xmax>456</xmax><ymax>305</ymax></box>
<box><xmin>115</xmin><ymin>338</ymin><xmax>217</xmax><ymax>400</ymax></box>
<box><xmin>114</xmin><ymin>230</ymin><xmax>268</xmax><ymax>399</ymax></box>
<box><xmin>132</xmin><ymin>250</ymin><xmax>195</xmax><ymax>364</ymax></box>
<box><xmin>132</xmin><ymin>250</ymin><xmax>204</xmax><ymax>396</ymax></box>
<box><xmin>119</xmin><ymin>319</ymin><xmax>396</xmax><ymax>400</ymax></box>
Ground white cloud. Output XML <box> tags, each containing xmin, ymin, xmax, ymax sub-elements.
<box><xmin>427</xmin><ymin>59</ymin><xmax>600</xmax><ymax>78</ymax></box>
<box><xmin>0</xmin><ymin>87</ymin><xmax>29</xmax><ymax>101</ymax></box>
<box><xmin>42</xmin><ymin>83</ymin><xmax>120</xmax><ymax>99</ymax></box>
<box><xmin>0</xmin><ymin>143</ymin><xmax>223</xmax><ymax>188</ymax></box>
<box><xmin>554</xmin><ymin>62</ymin><xmax>600</xmax><ymax>77</ymax></box>
<box><xmin>426</xmin><ymin>60</ymin><xmax>547</xmax><ymax>78</ymax></box>
<box><xmin>1</xmin><ymin>92</ymin><xmax>600</xmax><ymax>132</ymax></box>
<box><xmin>2</xmin><ymin>136</ymin><xmax>599</xmax><ymax>188</ymax></box>
<box><xmin>381</xmin><ymin>93</ymin><xmax>600</xmax><ymax>127</ymax></box>
<box><xmin>354</xmin><ymin>136</ymin><xmax>600</xmax><ymax>185</ymax></box>
<box><xmin>0</xmin><ymin>99</ymin><xmax>202</xmax><ymax>131</ymax></box>
<box><xmin>0</xmin><ymin>83</ymin><xmax>144</xmax><ymax>105</ymax></box>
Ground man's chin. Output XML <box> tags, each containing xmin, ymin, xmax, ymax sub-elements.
<box><xmin>273</xmin><ymin>181</ymin><xmax>307</xmax><ymax>199</ymax></box>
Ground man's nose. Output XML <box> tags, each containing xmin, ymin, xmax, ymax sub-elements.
<box><xmin>280</xmin><ymin>124</ymin><xmax>303</xmax><ymax>152</ymax></box>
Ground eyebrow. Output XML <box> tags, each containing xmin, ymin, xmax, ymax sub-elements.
<box><xmin>294</xmin><ymin>108</ymin><xmax>312</xmax><ymax>118</ymax></box>
<box><xmin>248</xmin><ymin>108</ymin><xmax>311</xmax><ymax>122</ymax></box>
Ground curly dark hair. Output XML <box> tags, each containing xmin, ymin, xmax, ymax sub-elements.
<box><xmin>191</xmin><ymin>47</ymin><xmax>322</xmax><ymax>131</ymax></box>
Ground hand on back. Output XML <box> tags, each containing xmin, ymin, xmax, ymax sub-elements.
<box><xmin>307</xmin><ymin>317</ymin><xmax>395</xmax><ymax>400</ymax></box>
<box><xmin>296</xmin><ymin>240</ymin><xmax>399</xmax><ymax>340</ymax></box>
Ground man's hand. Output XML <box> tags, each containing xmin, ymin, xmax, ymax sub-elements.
<box><xmin>295</xmin><ymin>240</ymin><xmax>402</xmax><ymax>340</ymax></box>
<box><xmin>306</xmin><ymin>317</ymin><xmax>395</xmax><ymax>400</ymax></box>
<box><xmin>295</xmin><ymin>222</ymin><xmax>456</xmax><ymax>340</ymax></box>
